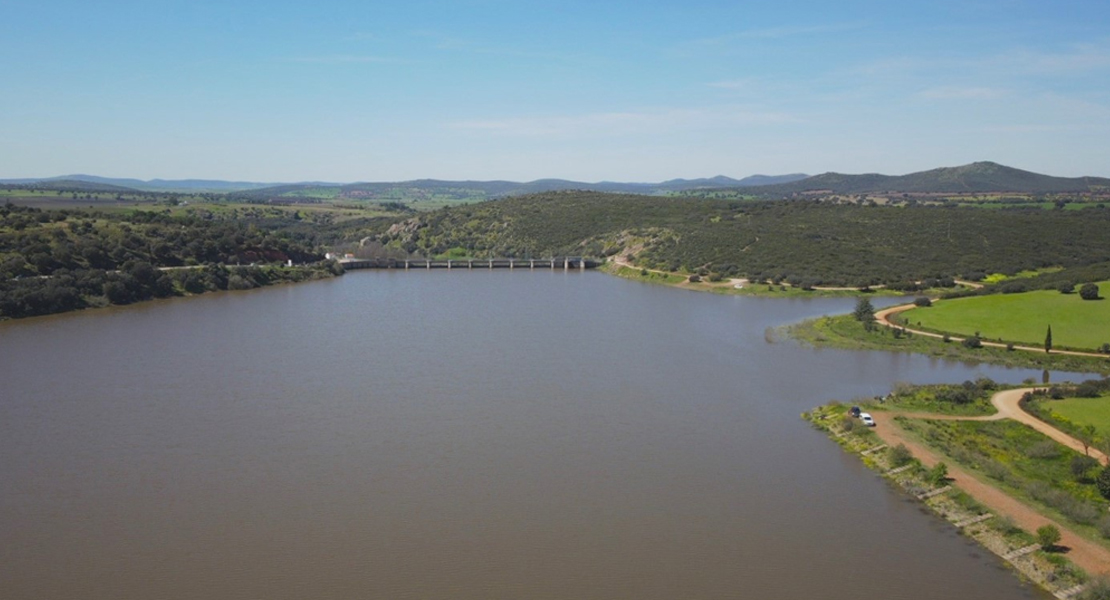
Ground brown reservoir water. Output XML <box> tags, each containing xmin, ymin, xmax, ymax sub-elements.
<box><xmin>0</xmin><ymin>271</ymin><xmax>1068</xmax><ymax>599</ymax></box>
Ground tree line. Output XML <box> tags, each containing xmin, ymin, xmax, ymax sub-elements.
<box><xmin>0</xmin><ymin>203</ymin><xmax>337</xmax><ymax>319</ymax></box>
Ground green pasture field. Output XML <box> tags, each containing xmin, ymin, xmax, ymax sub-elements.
<box><xmin>277</xmin><ymin>187</ymin><xmax>342</xmax><ymax>199</ymax></box>
<box><xmin>0</xmin><ymin>190</ymin><xmax>73</xmax><ymax>198</ymax></box>
<box><xmin>1047</xmin><ymin>394</ymin><xmax>1110</xmax><ymax>438</ymax></box>
<box><xmin>2</xmin><ymin>187</ymin><xmax>480</xmax><ymax>214</ymax></box>
<box><xmin>901</xmin><ymin>282</ymin><xmax>1110</xmax><ymax>350</ymax></box>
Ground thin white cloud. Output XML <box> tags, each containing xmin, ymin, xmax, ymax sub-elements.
<box><xmin>342</xmin><ymin>32</ymin><xmax>377</xmax><ymax>42</ymax></box>
<box><xmin>918</xmin><ymin>86</ymin><xmax>1007</xmax><ymax>100</ymax></box>
<box><xmin>846</xmin><ymin>56</ymin><xmax>955</xmax><ymax>78</ymax></box>
<box><xmin>1034</xmin><ymin>92</ymin><xmax>1110</xmax><ymax>120</ymax></box>
<box><xmin>290</xmin><ymin>55</ymin><xmax>407</xmax><ymax>65</ymax></box>
<box><xmin>707</xmin><ymin>78</ymin><xmax>760</xmax><ymax>91</ymax></box>
<box><xmin>452</xmin><ymin>106</ymin><xmax>800</xmax><ymax>138</ymax></box>
<box><xmin>730</xmin><ymin>22</ymin><xmax>867</xmax><ymax>40</ymax></box>
<box><xmin>1000</xmin><ymin>43</ymin><xmax>1110</xmax><ymax>74</ymax></box>
<box><xmin>411</xmin><ymin>30</ymin><xmax>581</xmax><ymax>62</ymax></box>
<box><xmin>852</xmin><ymin>41</ymin><xmax>1110</xmax><ymax>79</ymax></box>
<box><xmin>676</xmin><ymin>22</ymin><xmax>867</xmax><ymax>55</ymax></box>
<box><xmin>978</xmin><ymin>124</ymin><xmax>1073</xmax><ymax>134</ymax></box>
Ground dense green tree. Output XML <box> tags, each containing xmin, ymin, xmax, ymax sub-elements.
<box><xmin>1080</xmin><ymin>282</ymin><xmax>1101</xmax><ymax>300</ymax></box>
<box><xmin>1045</xmin><ymin>325</ymin><xmax>1053</xmax><ymax>354</ymax></box>
<box><xmin>853</xmin><ymin>297</ymin><xmax>875</xmax><ymax>323</ymax></box>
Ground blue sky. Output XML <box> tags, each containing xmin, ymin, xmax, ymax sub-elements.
<box><xmin>2</xmin><ymin>0</ymin><xmax>1109</xmax><ymax>181</ymax></box>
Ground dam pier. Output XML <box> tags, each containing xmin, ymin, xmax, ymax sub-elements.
<box><xmin>338</xmin><ymin>257</ymin><xmax>598</xmax><ymax>271</ymax></box>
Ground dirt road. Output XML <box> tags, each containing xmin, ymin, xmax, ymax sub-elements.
<box><xmin>869</xmin><ymin>387</ymin><xmax>1110</xmax><ymax>574</ymax></box>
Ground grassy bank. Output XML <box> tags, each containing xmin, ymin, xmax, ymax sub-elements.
<box><xmin>865</xmin><ymin>379</ymin><xmax>1000</xmax><ymax>416</ymax></box>
<box><xmin>804</xmin><ymin>402</ymin><xmax>1094</xmax><ymax>597</ymax></box>
<box><xmin>786</xmin><ymin>313</ymin><xmax>1110</xmax><ymax>375</ymax></box>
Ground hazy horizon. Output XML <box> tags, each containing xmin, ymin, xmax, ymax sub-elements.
<box><xmin>3</xmin><ymin>1</ymin><xmax>1108</xmax><ymax>182</ymax></box>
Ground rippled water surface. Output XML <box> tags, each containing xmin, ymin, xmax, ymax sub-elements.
<box><xmin>0</xmin><ymin>271</ymin><xmax>1059</xmax><ymax>599</ymax></box>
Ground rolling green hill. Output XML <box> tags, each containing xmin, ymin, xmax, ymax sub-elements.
<box><xmin>2</xmin><ymin>179</ymin><xmax>140</xmax><ymax>193</ymax></box>
<box><xmin>346</xmin><ymin>191</ymin><xmax>1110</xmax><ymax>287</ymax></box>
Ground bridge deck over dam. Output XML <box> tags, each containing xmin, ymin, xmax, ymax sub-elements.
<box><xmin>339</xmin><ymin>257</ymin><xmax>599</xmax><ymax>271</ymax></box>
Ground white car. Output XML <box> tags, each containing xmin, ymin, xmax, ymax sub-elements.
<box><xmin>860</xmin><ymin>413</ymin><xmax>876</xmax><ymax>427</ymax></box>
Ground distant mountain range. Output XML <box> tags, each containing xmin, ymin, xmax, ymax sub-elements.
<box><xmin>3</xmin><ymin>162</ymin><xmax>1106</xmax><ymax>197</ymax></box>
<box><xmin>0</xmin><ymin>175</ymin><xmax>283</xmax><ymax>192</ymax></box>
<box><xmin>741</xmin><ymin>162</ymin><xmax>1110</xmax><ymax>195</ymax></box>
<box><xmin>0</xmin><ymin>173</ymin><xmax>809</xmax><ymax>195</ymax></box>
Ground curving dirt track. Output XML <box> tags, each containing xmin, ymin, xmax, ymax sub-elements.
<box><xmin>869</xmin><ymin>387</ymin><xmax>1110</xmax><ymax>575</ymax></box>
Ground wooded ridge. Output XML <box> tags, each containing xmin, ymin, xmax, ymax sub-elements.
<box><xmin>350</xmin><ymin>191</ymin><xmax>1110</xmax><ymax>287</ymax></box>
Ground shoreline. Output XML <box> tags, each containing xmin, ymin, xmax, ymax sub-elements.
<box><xmin>785</xmin><ymin>312</ymin><xmax>1110</xmax><ymax>375</ymax></box>
<box><xmin>602</xmin><ymin>260</ymin><xmax>908</xmax><ymax>298</ymax></box>
<box><xmin>805</xmin><ymin>391</ymin><xmax>1109</xmax><ymax>598</ymax></box>
<box><xmin>618</xmin><ymin>255</ymin><xmax>1110</xmax><ymax>596</ymax></box>
<box><xmin>0</xmin><ymin>263</ymin><xmax>341</xmax><ymax>323</ymax></box>
<box><xmin>606</xmin><ymin>257</ymin><xmax>1110</xmax><ymax>374</ymax></box>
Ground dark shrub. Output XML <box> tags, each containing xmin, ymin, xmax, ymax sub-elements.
<box><xmin>1099</xmin><ymin>466</ymin><xmax>1110</xmax><ymax>500</ymax></box>
<box><xmin>1080</xmin><ymin>282</ymin><xmax>1101</xmax><ymax>300</ymax></box>
<box><xmin>888</xmin><ymin>444</ymin><xmax>913</xmax><ymax>467</ymax></box>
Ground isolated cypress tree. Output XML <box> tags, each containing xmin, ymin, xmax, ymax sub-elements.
<box><xmin>853</xmin><ymin>297</ymin><xmax>875</xmax><ymax>323</ymax></box>
<box><xmin>1045</xmin><ymin>325</ymin><xmax>1053</xmax><ymax>354</ymax></box>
